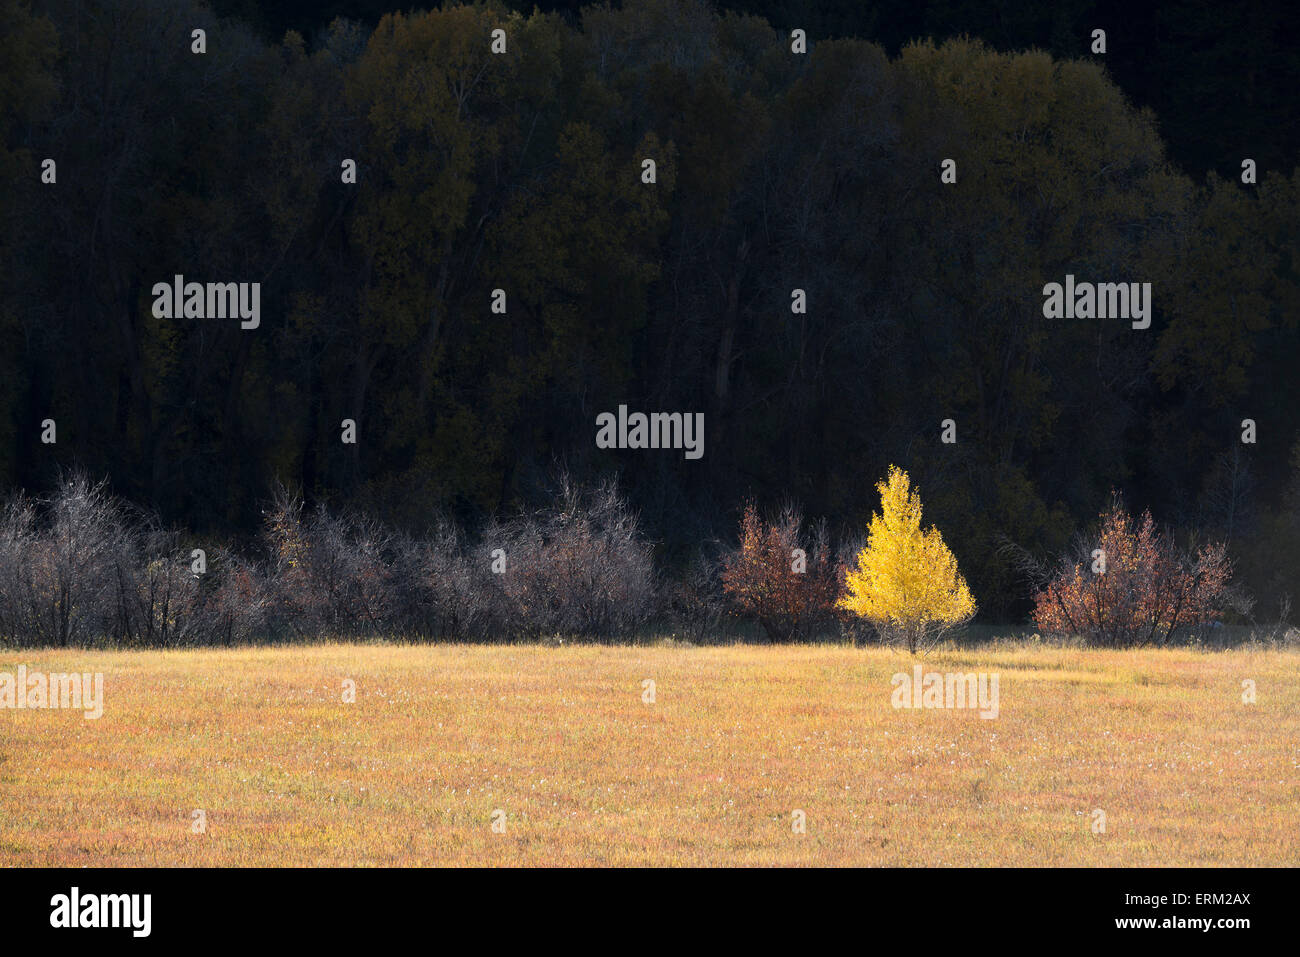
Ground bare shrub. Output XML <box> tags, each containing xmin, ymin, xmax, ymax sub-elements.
<box><xmin>110</xmin><ymin>524</ymin><xmax>204</xmax><ymax>647</ymax></box>
<box><xmin>428</xmin><ymin>522</ymin><xmax>507</xmax><ymax>640</ymax></box>
<box><xmin>383</xmin><ymin>530</ymin><xmax>436</xmax><ymax>638</ymax></box>
<box><xmin>388</xmin><ymin>519</ymin><xmax>501</xmax><ymax>641</ymax></box>
<box><xmin>262</xmin><ymin>488</ymin><xmax>400</xmax><ymax>638</ymax></box>
<box><xmin>667</xmin><ymin>547</ymin><xmax>725</xmax><ymax>643</ymax></box>
<box><xmin>0</xmin><ymin>475</ymin><xmax>653</xmax><ymax>647</ymax></box>
<box><xmin>488</xmin><ymin>476</ymin><xmax>656</xmax><ymax>640</ymax></box>
<box><xmin>834</xmin><ymin>533</ymin><xmax>873</xmax><ymax>646</ymax></box>
<box><xmin>0</xmin><ymin>475</ymin><xmax>138</xmax><ymax>647</ymax></box>
<box><xmin>0</xmin><ymin>495</ymin><xmax>45</xmax><ymax>647</ymax></box>
<box><xmin>198</xmin><ymin>548</ymin><xmax>272</xmax><ymax>645</ymax></box>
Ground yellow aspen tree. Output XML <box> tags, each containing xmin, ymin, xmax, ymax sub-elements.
<box><xmin>838</xmin><ymin>466</ymin><xmax>975</xmax><ymax>653</ymax></box>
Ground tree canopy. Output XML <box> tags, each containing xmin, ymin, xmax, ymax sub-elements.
<box><xmin>3</xmin><ymin>0</ymin><xmax>1297</xmax><ymax>620</ymax></box>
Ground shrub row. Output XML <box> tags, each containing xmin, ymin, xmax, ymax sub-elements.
<box><xmin>0</xmin><ymin>474</ymin><xmax>1249</xmax><ymax>649</ymax></box>
<box><xmin>0</xmin><ymin>474</ymin><xmax>658</xmax><ymax>647</ymax></box>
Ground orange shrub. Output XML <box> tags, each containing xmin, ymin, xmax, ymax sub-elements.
<box><xmin>720</xmin><ymin>503</ymin><xmax>839</xmax><ymax>641</ymax></box>
<box><xmin>1032</xmin><ymin>498</ymin><xmax>1232</xmax><ymax>646</ymax></box>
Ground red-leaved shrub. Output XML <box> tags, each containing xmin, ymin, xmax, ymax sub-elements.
<box><xmin>720</xmin><ymin>503</ymin><xmax>839</xmax><ymax>641</ymax></box>
<box><xmin>1032</xmin><ymin>498</ymin><xmax>1232</xmax><ymax>646</ymax></box>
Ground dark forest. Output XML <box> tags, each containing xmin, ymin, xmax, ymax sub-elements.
<box><xmin>1</xmin><ymin>0</ymin><xmax>1297</xmax><ymax>631</ymax></box>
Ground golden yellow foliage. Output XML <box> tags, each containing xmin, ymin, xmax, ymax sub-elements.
<box><xmin>838</xmin><ymin>466</ymin><xmax>976</xmax><ymax>651</ymax></box>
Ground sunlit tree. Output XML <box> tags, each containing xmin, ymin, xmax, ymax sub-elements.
<box><xmin>838</xmin><ymin>466</ymin><xmax>976</xmax><ymax>653</ymax></box>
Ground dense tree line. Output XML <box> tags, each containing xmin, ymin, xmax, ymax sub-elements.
<box><xmin>2</xmin><ymin>0</ymin><xmax>1297</xmax><ymax>624</ymax></box>
<box><xmin>210</xmin><ymin>0</ymin><xmax>1300</xmax><ymax>178</ymax></box>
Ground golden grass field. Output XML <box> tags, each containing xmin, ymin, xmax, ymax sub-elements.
<box><xmin>1</xmin><ymin>641</ymin><xmax>1297</xmax><ymax>866</ymax></box>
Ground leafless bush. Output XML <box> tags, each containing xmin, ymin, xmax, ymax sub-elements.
<box><xmin>488</xmin><ymin>476</ymin><xmax>657</xmax><ymax>640</ymax></box>
<box><xmin>834</xmin><ymin>533</ymin><xmax>874</xmax><ymax>645</ymax></box>
<box><xmin>0</xmin><ymin>494</ymin><xmax>46</xmax><ymax>646</ymax></box>
<box><xmin>0</xmin><ymin>475</ymin><xmax>261</xmax><ymax>647</ymax></box>
<box><xmin>667</xmin><ymin>548</ymin><xmax>725</xmax><ymax>643</ymax></box>
<box><xmin>110</xmin><ymin>523</ymin><xmax>204</xmax><ymax>647</ymax></box>
<box><xmin>430</xmin><ymin>523</ymin><xmax>509</xmax><ymax>640</ymax></box>
<box><xmin>262</xmin><ymin>488</ymin><xmax>400</xmax><ymax>638</ymax></box>
<box><xmin>382</xmin><ymin>531</ymin><xmax>435</xmax><ymax>637</ymax></box>
<box><xmin>197</xmin><ymin>548</ymin><xmax>272</xmax><ymax>645</ymax></box>
<box><xmin>390</xmin><ymin>519</ymin><xmax>502</xmax><ymax>641</ymax></box>
<box><xmin>0</xmin><ymin>475</ymin><xmax>136</xmax><ymax>647</ymax></box>
<box><xmin>0</xmin><ymin>474</ymin><xmax>657</xmax><ymax>646</ymax></box>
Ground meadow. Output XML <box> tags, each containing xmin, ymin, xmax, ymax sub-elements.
<box><xmin>1</xmin><ymin>641</ymin><xmax>1296</xmax><ymax>866</ymax></box>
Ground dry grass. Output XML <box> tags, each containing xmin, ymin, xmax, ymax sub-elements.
<box><xmin>1</xmin><ymin>641</ymin><xmax>1296</xmax><ymax>866</ymax></box>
